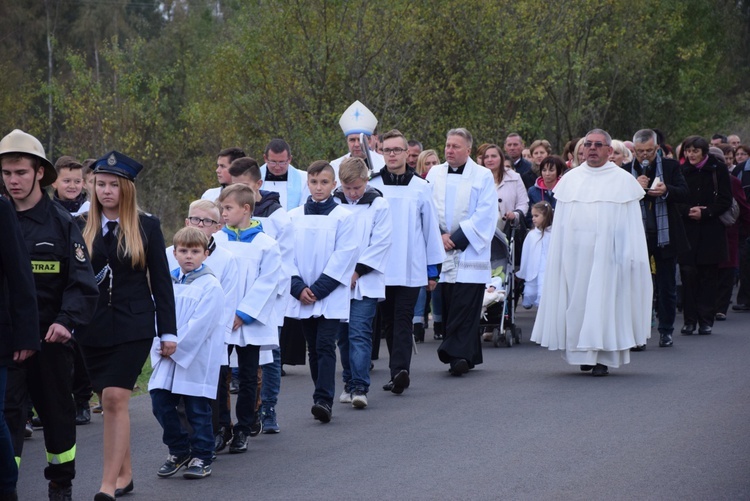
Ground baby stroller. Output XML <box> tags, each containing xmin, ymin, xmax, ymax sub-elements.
<box><xmin>479</xmin><ymin>226</ymin><xmax>521</xmax><ymax>347</ymax></box>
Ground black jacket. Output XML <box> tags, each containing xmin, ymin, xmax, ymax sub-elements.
<box><xmin>0</xmin><ymin>198</ymin><xmax>40</xmax><ymax>365</ymax></box>
<box><xmin>77</xmin><ymin>213</ymin><xmax>176</xmax><ymax>347</ymax></box>
<box><xmin>621</xmin><ymin>157</ymin><xmax>690</xmax><ymax>258</ymax></box>
<box><xmin>676</xmin><ymin>154</ymin><xmax>733</xmax><ymax>265</ymax></box>
<box><xmin>15</xmin><ymin>194</ymin><xmax>98</xmax><ymax>337</ymax></box>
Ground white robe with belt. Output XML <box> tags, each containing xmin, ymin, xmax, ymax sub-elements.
<box><xmin>530</xmin><ymin>162</ymin><xmax>652</xmax><ymax>367</ymax></box>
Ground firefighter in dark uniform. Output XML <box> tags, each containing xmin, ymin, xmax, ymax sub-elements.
<box><xmin>0</xmin><ymin>129</ymin><xmax>98</xmax><ymax>501</ymax></box>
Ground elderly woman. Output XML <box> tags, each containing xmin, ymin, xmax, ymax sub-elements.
<box><xmin>482</xmin><ymin>144</ymin><xmax>529</xmax><ymax>231</ymax></box>
<box><xmin>522</xmin><ymin>139</ymin><xmax>552</xmax><ymax>188</ymax></box>
<box><xmin>677</xmin><ymin>136</ymin><xmax>733</xmax><ymax>335</ymax></box>
<box><xmin>609</xmin><ymin>140</ymin><xmax>633</xmax><ymax>167</ymax></box>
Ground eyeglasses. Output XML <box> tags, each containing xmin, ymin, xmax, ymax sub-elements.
<box><xmin>382</xmin><ymin>148</ymin><xmax>406</xmax><ymax>155</ymax></box>
<box><xmin>187</xmin><ymin>217</ymin><xmax>219</xmax><ymax>226</ymax></box>
<box><xmin>583</xmin><ymin>141</ymin><xmax>607</xmax><ymax>149</ymax></box>
<box><xmin>266</xmin><ymin>161</ymin><xmax>289</xmax><ymax>168</ymax></box>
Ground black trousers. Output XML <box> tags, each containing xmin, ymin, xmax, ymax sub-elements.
<box><xmin>716</xmin><ymin>267</ymin><xmax>736</xmax><ymax>315</ymax></box>
<box><xmin>736</xmin><ymin>237</ymin><xmax>750</xmax><ymax>306</ymax></box>
<box><xmin>680</xmin><ymin>264</ymin><xmax>719</xmax><ymax>328</ymax></box>
<box><xmin>5</xmin><ymin>341</ymin><xmax>76</xmax><ymax>486</ymax></box>
<box><xmin>379</xmin><ymin>286</ymin><xmax>420</xmax><ymax>379</ymax></box>
<box><xmin>438</xmin><ymin>283</ymin><xmax>484</xmax><ymax>368</ymax></box>
<box><xmin>211</xmin><ymin>365</ymin><xmax>232</xmax><ymax>434</ymax></box>
<box><xmin>233</xmin><ymin>344</ymin><xmax>259</xmax><ymax>434</ymax></box>
<box><xmin>71</xmin><ymin>340</ymin><xmax>92</xmax><ymax>405</ymax></box>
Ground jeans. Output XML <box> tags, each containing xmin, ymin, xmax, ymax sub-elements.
<box><xmin>0</xmin><ymin>367</ymin><xmax>18</xmax><ymax>495</ymax></box>
<box><xmin>234</xmin><ymin>344</ymin><xmax>259</xmax><ymax>433</ymax></box>
<box><xmin>338</xmin><ymin>297</ymin><xmax>377</xmax><ymax>394</ymax></box>
<box><xmin>260</xmin><ymin>345</ymin><xmax>281</xmax><ymax>410</ymax></box>
<box><xmin>413</xmin><ymin>287</ymin><xmax>427</xmax><ymax>324</ymax></box>
<box><xmin>301</xmin><ymin>317</ymin><xmax>340</xmax><ymax>406</ymax></box>
<box><xmin>432</xmin><ymin>283</ymin><xmax>443</xmax><ymax>323</ymax></box>
<box><xmin>151</xmin><ymin>389</ymin><xmax>214</xmax><ymax>463</ymax></box>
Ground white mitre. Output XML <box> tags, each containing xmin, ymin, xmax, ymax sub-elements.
<box><xmin>339</xmin><ymin>100</ymin><xmax>378</xmax><ymax>136</ymax></box>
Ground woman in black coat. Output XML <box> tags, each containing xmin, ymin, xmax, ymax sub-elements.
<box><xmin>78</xmin><ymin>151</ymin><xmax>176</xmax><ymax>501</ymax></box>
<box><xmin>676</xmin><ymin>136</ymin><xmax>733</xmax><ymax>335</ymax></box>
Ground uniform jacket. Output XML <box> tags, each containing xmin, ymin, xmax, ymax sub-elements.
<box><xmin>16</xmin><ymin>194</ymin><xmax>98</xmax><ymax>337</ymax></box>
<box><xmin>676</xmin><ymin>154</ymin><xmax>733</xmax><ymax>265</ymax></box>
<box><xmin>77</xmin><ymin>213</ymin><xmax>176</xmax><ymax>347</ymax></box>
<box><xmin>0</xmin><ymin>197</ymin><xmax>40</xmax><ymax>366</ymax></box>
<box><xmin>621</xmin><ymin>157</ymin><xmax>690</xmax><ymax>258</ymax></box>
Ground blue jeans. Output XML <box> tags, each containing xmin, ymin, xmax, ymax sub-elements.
<box><xmin>0</xmin><ymin>367</ymin><xmax>18</xmax><ymax>495</ymax></box>
<box><xmin>432</xmin><ymin>284</ymin><xmax>443</xmax><ymax>323</ymax></box>
<box><xmin>301</xmin><ymin>317</ymin><xmax>339</xmax><ymax>406</ymax></box>
<box><xmin>261</xmin><ymin>345</ymin><xmax>281</xmax><ymax>410</ymax></box>
<box><xmin>338</xmin><ymin>297</ymin><xmax>377</xmax><ymax>394</ymax></box>
<box><xmin>151</xmin><ymin>389</ymin><xmax>214</xmax><ymax>463</ymax></box>
<box><xmin>413</xmin><ymin>287</ymin><xmax>427</xmax><ymax>324</ymax></box>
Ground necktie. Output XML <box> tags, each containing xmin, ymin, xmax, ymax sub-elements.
<box><xmin>105</xmin><ymin>221</ymin><xmax>118</xmax><ymax>247</ymax></box>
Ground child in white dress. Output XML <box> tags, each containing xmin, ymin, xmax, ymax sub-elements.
<box><xmin>517</xmin><ymin>201</ymin><xmax>553</xmax><ymax>309</ymax></box>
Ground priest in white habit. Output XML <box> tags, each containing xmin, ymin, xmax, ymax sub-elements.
<box><xmin>530</xmin><ymin>128</ymin><xmax>652</xmax><ymax>376</ymax></box>
<box><xmin>426</xmin><ymin>128</ymin><xmax>498</xmax><ymax>376</ymax></box>
<box><xmin>330</xmin><ymin>100</ymin><xmax>385</xmax><ymax>178</ymax></box>
<box><xmin>259</xmin><ymin>138</ymin><xmax>310</xmax><ymax>210</ymax></box>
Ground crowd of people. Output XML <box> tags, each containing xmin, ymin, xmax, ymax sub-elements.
<box><xmin>1</xmin><ymin>100</ymin><xmax>749</xmax><ymax>501</ymax></box>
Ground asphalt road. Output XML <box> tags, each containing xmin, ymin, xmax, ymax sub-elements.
<box><xmin>18</xmin><ymin>307</ymin><xmax>750</xmax><ymax>500</ymax></box>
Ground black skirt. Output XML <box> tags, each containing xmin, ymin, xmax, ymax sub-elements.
<box><xmin>81</xmin><ymin>338</ymin><xmax>153</xmax><ymax>392</ymax></box>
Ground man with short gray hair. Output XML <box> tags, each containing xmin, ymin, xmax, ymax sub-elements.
<box><xmin>622</xmin><ymin>129</ymin><xmax>689</xmax><ymax>348</ymax></box>
<box><xmin>531</xmin><ymin>128</ymin><xmax>652</xmax><ymax>376</ymax></box>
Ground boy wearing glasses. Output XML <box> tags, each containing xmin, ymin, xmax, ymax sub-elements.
<box><xmin>369</xmin><ymin>129</ymin><xmax>444</xmax><ymax>394</ymax></box>
<box><xmin>166</xmin><ymin>200</ymin><xmax>239</xmax><ymax>454</ymax></box>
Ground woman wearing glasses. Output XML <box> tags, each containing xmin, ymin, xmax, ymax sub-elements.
<box><xmin>78</xmin><ymin>151</ymin><xmax>176</xmax><ymax>501</ymax></box>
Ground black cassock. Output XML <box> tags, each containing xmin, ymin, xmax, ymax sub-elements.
<box><xmin>437</xmin><ymin>283</ymin><xmax>484</xmax><ymax>368</ymax></box>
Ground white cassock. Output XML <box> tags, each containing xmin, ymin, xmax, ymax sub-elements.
<box><xmin>201</xmin><ymin>186</ymin><xmax>222</xmax><ymax>202</ymax></box>
<box><xmin>213</xmin><ymin>232</ymin><xmax>282</xmax><ymax>359</ymax></box>
<box><xmin>368</xmin><ymin>175</ymin><xmax>445</xmax><ymax>287</ymax></box>
<box><xmin>530</xmin><ymin>162</ymin><xmax>652</xmax><ymax>368</ymax></box>
<box><xmin>330</xmin><ymin>153</ymin><xmax>385</xmax><ymax>182</ymax></box>
<box><xmin>258</xmin><ymin>165</ymin><xmax>310</xmax><ymax>210</ymax></box>
<box><xmin>427</xmin><ymin>159</ymin><xmax>498</xmax><ymax>284</ymax></box>
<box><xmin>148</xmin><ymin>273</ymin><xmax>225</xmax><ymax>398</ymax></box>
<box><xmin>167</xmin><ymin>243</ymin><xmax>239</xmax><ymax>365</ymax></box>
<box><xmin>333</xmin><ymin>190</ymin><xmax>392</xmax><ymax>301</ymax></box>
<box><xmin>286</xmin><ymin>205</ymin><xmax>359</xmax><ymax>320</ymax></box>
<box><xmin>516</xmin><ymin>227</ymin><xmax>552</xmax><ymax>308</ymax></box>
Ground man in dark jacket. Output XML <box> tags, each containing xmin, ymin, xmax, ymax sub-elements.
<box><xmin>621</xmin><ymin>129</ymin><xmax>690</xmax><ymax>348</ymax></box>
<box><xmin>0</xmin><ymin>129</ymin><xmax>98</xmax><ymax>501</ymax></box>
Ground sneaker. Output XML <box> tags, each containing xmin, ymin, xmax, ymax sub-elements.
<box><xmin>182</xmin><ymin>458</ymin><xmax>212</xmax><ymax>479</ymax></box>
<box><xmin>229</xmin><ymin>377</ymin><xmax>240</xmax><ymax>394</ymax></box>
<box><xmin>249</xmin><ymin>413</ymin><xmax>263</xmax><ymax>437</ymax></box>
<box><xmin>214</xmin><ymin>426</ymin><xmax>232</xmax><ymax>452</ymax></box>
<box><xmin>229</xmin><ymin>430</ymin><xmax>248</xmax><ymax>453</ymax></box>
<box><xmin>339</xmin><ymin>389</ymin><xmax>352</xmax><ymax>404</ymax></box>
<box><xmin>75</xmin><ymin>403</ymin><xmax>91</xmax><ymax>425</ymax></box>
<box><xmin>157</xmin><ymin>453</ymin><xmax>190</xmax><ymax>477</ymax></box>
<box><xmin>311</xmin><ymin>402</ymin><xmax>332</xmax><ymax>423</ymax></box>
<box><xmin>24</xmin><ymin>421</ymin><xmax>33</xmax><ymax>439</ymax></box>
<box><xmin>48</xmin><ymin>482</ymin><xmax>72</xmax><ymax>501</ymax></box>
<box><xmin>351</xmin><ymin>391</ymin><xmax>368</xmax><ymax>409</ymax></box>
<box><xmin>261</xmin><ymin>407</ymin><xmax>280</xmax><ymax>434</ymax></box>
<box><xmin>31</xmin><ymin>415</ymin><xmax>43</xmax><ymax>429</ymax></box>
<box><xmin>91</xmin><ymin>403</ymin><xmax>103</xmax><ymax>414</ymax></box>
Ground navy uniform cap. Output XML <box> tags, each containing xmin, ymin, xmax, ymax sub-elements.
<box><xmin>93</xmin><ymin>150</ymin><xmax>143</xmax><ymax>181</ymax></box>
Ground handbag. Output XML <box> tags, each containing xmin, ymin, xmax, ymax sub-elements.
<box><xmin>712</xmin><ymin>170</ymin><xmax>739</xmax><ymax>227</ymax></box>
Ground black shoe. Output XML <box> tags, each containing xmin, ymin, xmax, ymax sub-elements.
<box><xmin>731</xmin><ymin>303</ymin><xmax>750</xmax><ymax>311</ymax></box>
<box><xmin>48</xmin><ymin>483</ymin><xmax>72</xmax><ymax>501</ymax></box>
<box><xmin>24</xmin><ymin>421</ymin><xmax>33</xmax><ymax>439</ymax></box>
<box><xmin>715</xmin><ymin>312</ymin><xmax>727</xmax><ymax>321</ymax></box>
<box><xmin>382</xmin><ymin>380</ymin><xmax>394</xmax><ymax>391</ymax></box>
<box><xmin>413</xmin><ymin>323</ymin><xmax>425</xmax><ymax>343</ymax></box>
<box><xmin>433</xmin><ymin>321</ymin><xmax>444</xmax><ymax>340</ymax></box>
<box><xmin>114</xmin><ymin>479</ymin><xmax>133</xmax><ymax>497</ymax></box>
<box><xmin>311</xmin><ymin>402</ymin><xmax>332</xmax><ymax>423</ymax></box>
<box><xmin>630</xmin><ymin>344</ymin><xmax>646</xmax><ymax>352</ymax></box>
<box><xmin>659</xmin><ymin>333</ymin><xmax>673</xmax><ymax>347</ymax></box>
<box><xmin>229</xmin><ymin>377</ymin><xmax>239</xmax><ymax>394</ymax></box>
<box><xmin>391</xmin><ymin>370</ymin><xmax>410</xmax><ymax>394</ymax></box>
<box><xmin>580</xmin><ymin>365</ymin><xmax>594</xmax><ymax>372</ymax></box>
<box><xmin>214</xmin><ymin>426</ymin><xmax>232</xmax><ymax>452</ymax></box>
<box><xmin>94</xmin><ymin>493</ymin><xmax>115</xmax><ymax>501</ymax></box>
<box><xmin>592</xmin><ymin>364</ymin><xmax>609</xmax><ymax>377</ymax></box>
<box><xmin>157</xmin><ymin>453</ymin><xmax>190</xmax><ymax>477</ymax></box>
<box><xmin>681</xmin><ymin>323</ymin><xmax>696</xmax><ymax>335</ymax></box>
<box><xmin>75</xmin><ymin>404</ymin><xmax>91</xmax><ymax>425</ymax></box>
<box><xmin>229</xmin><ymin>430</ymin><xmax>248</xmax><ymax>453</ymax></box>
<box><xmin>281</xmin><ymin>367</ymin><xmax>287</xmax><ymax>377</ymax></box>
<box><xmin>31</xmin><ymin>415</ymin><xmax>43</xmax><ymax>429</ymax></box>
<box><xmin>698</xmin><ymin>325</ymin><xmax>712</xmax><ymax>335</ymax></box>
<box><xmin>449</xmin><ymin>359</ymin><xmax>469</xmax><ymax>376</ymax></box>
<box><xmin>249</xmin><ymin>413</ymin><xmax>263</xmax><ymax>437</ymax></box>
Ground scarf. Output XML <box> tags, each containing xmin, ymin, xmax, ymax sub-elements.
<box><xmin>261</xmin><ymin>164</ymin><xmax>304</xmax><ymax>209</ymax></box>
<box><xmin>635</xmin><ymin>155</ymin><xmax>670</xmax><ymax>247</ymax></box>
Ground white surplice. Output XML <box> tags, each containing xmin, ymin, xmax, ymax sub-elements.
<box><xmin>148</xmin><ymin>273</ymin><xmax>225</xmax><ymax>398</ymax></box>
<box><xmin>427</xmin><ymin>159</ymin><xmax>499</xmax><ymax>284</ymax></box>
<box><xmin>368</xmin><ymin>175</ymin><xmax>445</xmax><ymax>287</ymax></box>
<box><xmin>330</xmin><ymin>152</ymin><xmax>385</xmax><ymax>182</ymax></box>
<box><xmin>258</xmin><ymin>165</ymin><xmax>310</xmax><ymax>210</ymax></box>
<box><xmin>201</xmin><ymin>186</ymin><xmax>222</xmax><ymax>202</ymax></box>
<box><xmin>286</xmin><ymin>205</ymin><xmax>359</xmax><ymax>320</ymax></box>
<box><xmin>530</xmin><ymin>162</ymin><xmax>653</xmax><ymax>367</ymax></box>
<box><xmin>516</xmin><ymin>226</ymin><xmax>552</xmax><ymax>308</ymax></box>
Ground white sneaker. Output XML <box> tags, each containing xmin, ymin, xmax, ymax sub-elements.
<box><xmin>339</xmin><ymin>390</ymin><xmax>352</xmax><ymax>404</ymax></box>
<box><xmin>351</xmin><ymin>392</ymin><xmax>368</xmax><ymax>409</ymax></box>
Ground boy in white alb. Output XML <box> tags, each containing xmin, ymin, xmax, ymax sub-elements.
<box><xmin>165</xmin><ymin>200</ymin><xmax>239</xmax><ymax>453</ymax></box>
<box><xmin>213</xmin><ymin>185</ymin><xmax>281</xmax><ymax>452</ymax></box>
<box><xmin>287</xmin><ymin>161</ymin><xmax>359</xmax><ymax>423</ymax></box>
<box><xmin>150</xmin><ymin>227</ymin><xmax>225</xmax><ymax>480</ymax></box>
<box><xmin>368</xmin><ymin>130</ymin><xmax>445</xmax><ymax>394</ymax></box>
<box><xmin>333</xmin><ymin>157</ymin><xmax>392</xmax><ymax>409</ymax></box>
